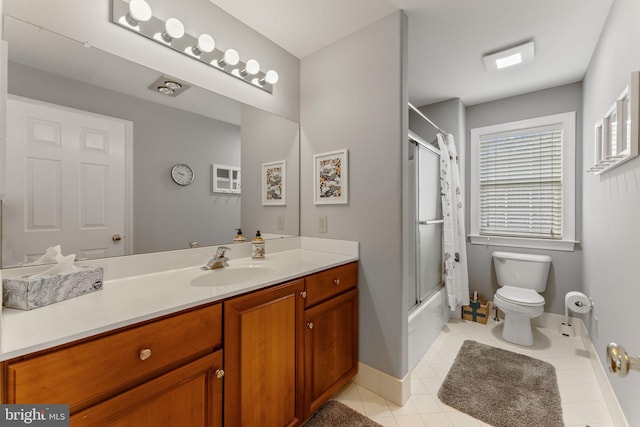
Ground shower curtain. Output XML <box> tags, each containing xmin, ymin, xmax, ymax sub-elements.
<box><xmin>436</xmin><ymin>133</ymin><xmax>469</xmax><ymax>311</ymax></box>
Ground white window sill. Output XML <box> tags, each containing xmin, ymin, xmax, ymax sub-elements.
<box><xmin>468</xmin><ymin>235</ymin><xmax>578</xmax><ymax>252</ymax></box>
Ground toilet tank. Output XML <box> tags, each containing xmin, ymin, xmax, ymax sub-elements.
<box><xmin>492</xmin><ymin>251</ymin><xmax>552</xmax><ymax>292</ymax></box>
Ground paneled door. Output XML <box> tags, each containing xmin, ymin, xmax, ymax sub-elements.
<box><xmin>3</xmin><ymin>96</ymin><xmax>130</xmax><ymax>266</ymax></box>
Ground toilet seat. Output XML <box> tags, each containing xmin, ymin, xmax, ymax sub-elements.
<box><xmin>495</xmin><ymin>286</ymin><xmax>544</xmax><ymax>306</ymax></box>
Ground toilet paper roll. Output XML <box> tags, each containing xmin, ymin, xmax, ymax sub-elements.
<box><xmin>565</xmin><ymin>291</ymin><xmax>592</xmax><ymax>314</ymax></box>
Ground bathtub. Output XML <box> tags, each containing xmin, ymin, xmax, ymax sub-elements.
<box><xmin>408</xmin><ymin>286</ymin><xmax>449</xmax><ymax>371</ymax></box>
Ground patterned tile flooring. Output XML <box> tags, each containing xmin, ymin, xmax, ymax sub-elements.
<box><xmin>334</xmin><ymin>317</ymin><xmax>616</xmax><ymax>426</ymax></box>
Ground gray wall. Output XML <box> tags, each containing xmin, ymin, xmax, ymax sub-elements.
<box><xmin>582</xmin><ymin>0</ymin><xmax>640</xmax><ymax>422</ymax></box>
<box><xmin>241</xmin><ymin>105</ymin><xmax>299</xmax><ymax>237</ymax></box>
<box><xmin>465</xmin><ymin>82</ymin><xmax>583</xmax><ymax>315</ymax></box>
<box><xmin>300</xmin><ymin>12</ymin><xmax>408</xmax><ymax>378</ymax></box>
<box><xmin>8</xmin><ymin>61</ymin><xmax>241</xmax><ymax>254</ymax></box>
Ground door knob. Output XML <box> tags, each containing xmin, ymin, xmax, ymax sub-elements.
<box><xmin>215</xmin><ymin>369</ymin><xmax>225</xmax><ymax>379</ymax></box>
<box><xmin>607</xmin><ymin>343</ymin><xmax>640</xmax><ymax>377</ymax></box>
<box><xmin>307</xmin><ymin>322</ymin><xmax>314</xmax><ymax>330</ymax></box>
<box><xmin>112</xmin><ymin>234</ymin><xmax>122</xmax><ymax>242</ymax></box>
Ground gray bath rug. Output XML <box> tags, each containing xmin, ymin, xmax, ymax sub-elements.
<box><xmin>438</xmin><ymin>340</ymin><xmax>563</xmax><ymax>427</ymax></box>
<box><xmin>303</xmin><ymin>400</ymin><xmax>382</xmax><ymax>427</ymax></box>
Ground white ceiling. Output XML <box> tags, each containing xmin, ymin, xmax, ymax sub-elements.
<box><xmin>210</xmin><ymin>0</ymin><xmax>615</xmax><ymax>107</ymax></box>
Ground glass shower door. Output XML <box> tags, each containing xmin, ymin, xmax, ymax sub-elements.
<box><xmin>415</xmin><ymin>143</ymin><xmax>443</xmax><ymax>305</ymax></box>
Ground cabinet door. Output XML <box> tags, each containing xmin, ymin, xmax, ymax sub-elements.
<box><xmin>224</xmin><ymin>279</ymin><xmax>305</xmax><ymax>427</ymax></box>
<box><xmin>70</xmin><ymin>351</ymin><xmax>223</xmax><ymax>427</ymax></box>
<box><xmin>304</xmin><ymin>288</ymin><xmax>358</xmax><ymax>418</ymax></box>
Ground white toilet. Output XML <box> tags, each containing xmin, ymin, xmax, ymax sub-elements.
<box><xmin>492</xmin><ymin>251</ymin><xmax>552</xmax><ymax>346</ymax></box>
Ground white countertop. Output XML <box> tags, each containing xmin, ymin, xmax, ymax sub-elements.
<box><xmin>0</xmin><ymin>247</ymin><xmax>357</xmax><ymax>361</ymax></box>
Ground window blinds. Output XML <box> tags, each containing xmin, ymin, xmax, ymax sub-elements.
<box><xmin>479</xmin><ymin>123</ymin><xmax>563</xmax><ymax>239</ymax></box>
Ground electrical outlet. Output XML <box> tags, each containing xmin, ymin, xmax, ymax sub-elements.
<box><xmin>277</xmin><ymin>215</ymin><xmax>285</xmax><ymax>230</ymax></box>
<box><xmin>319</xmin><ymin>216</ymin><xmax>328</xmax><ymax>233</ymax></box>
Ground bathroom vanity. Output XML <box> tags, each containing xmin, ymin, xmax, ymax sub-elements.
<box><xmin>0</xmin><ymin>240</ymin><xmax>358</xmax><ymax>426</ymax></box>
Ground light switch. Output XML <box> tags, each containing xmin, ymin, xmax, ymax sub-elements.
<box><xmin>319</xmin><ymin>216</ymin><xmax>327</xmax><ymax>233</ymax></box>
<box><xmin>278</xmin><ymin>215</ymin><xmax>285</xmax><ymax>230</ymax></box>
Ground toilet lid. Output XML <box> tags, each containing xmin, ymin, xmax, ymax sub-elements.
<box><xmin>496</xmin><ymin>286</ymin><xmax>544</xmax><ymax>306</ymax></box>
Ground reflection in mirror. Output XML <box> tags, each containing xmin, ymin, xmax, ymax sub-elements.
<box><xmin>1</xmin><ymin>16</ymin><xmax>300</xmax><ymax>268</ymax></box>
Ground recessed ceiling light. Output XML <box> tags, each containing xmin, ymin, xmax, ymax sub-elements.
<box><xmin>483</xmin><ymin>41</ymin><xmax>535</xmax><ymax>71</ymax></box>
<box><xmin>148</xmin><ymin>75</ymin><xmax>190</xmax><ymax>97</ymax></box>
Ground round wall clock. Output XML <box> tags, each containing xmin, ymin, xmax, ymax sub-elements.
<box><xmin>171</xmin><ymin>163</ymin><xmax>195</xmax><ymax>186</ymax></box>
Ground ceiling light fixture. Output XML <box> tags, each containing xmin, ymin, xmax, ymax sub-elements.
<box><xmin>483</xmin><ymin>40</ymin><xmax>535</xmax><ymax>71</ymax></box>
<box><xmin>148</xmin><ymin>76</ymin><xmax>190</xmax><ymax>97</ymax></box>
<box><xmin>111</xmin><ymin>0</ymin><xmax>279</xmax><ymax>93</ymax></box>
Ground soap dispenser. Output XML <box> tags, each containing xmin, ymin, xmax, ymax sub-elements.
<box><xmin>233</xmin><ymin>228</ymin><xmax>246</xmax><ymax>242</ymax></box>
<box><xmin>252</xmin><ymin>230</ymin><xmax>265</xmax><ymax>260</ymax></box>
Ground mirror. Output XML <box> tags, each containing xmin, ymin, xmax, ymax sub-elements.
<box><xmin>1</xmin><ymin>16</ymin><xmax>300</xmax><ymax>268</ymax></box>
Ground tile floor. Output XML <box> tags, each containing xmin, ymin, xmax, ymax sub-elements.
<box><xmin>334</xmin><ymin>316</ymin><xmax>616</xmax><ymax>427</ymax></box>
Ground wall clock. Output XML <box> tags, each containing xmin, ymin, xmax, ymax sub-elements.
<box><xmin>171</xmin><ymin>163</ymin><xmax>195</xmax><ymax>186</ymax></box>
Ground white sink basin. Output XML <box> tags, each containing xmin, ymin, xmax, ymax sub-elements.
<box><xmin>190</xmin><ymin>265</ymin><xmax>275</xmax><ymax>287</ymax></box>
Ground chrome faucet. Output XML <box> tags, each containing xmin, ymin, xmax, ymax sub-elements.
<box><xmin>205</xmin><ymin>246</ymin><xmax>231</xmax><ymax>269</ymax></box>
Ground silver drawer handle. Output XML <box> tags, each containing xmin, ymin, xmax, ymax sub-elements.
<box><xmin>139</xmin><ymin>348</ymin><xmax>152</xmax><ymax>361</ymax></box>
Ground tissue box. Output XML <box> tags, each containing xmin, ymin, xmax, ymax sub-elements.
<box><xmin>3</xmin><ymin>266</ymin><xmax>103</xmax><ymax>310</ymax></box>
<box><xmin>461</xmin><ymin>295</ymin><xmax>489</xmax><ymax>324</ymax></box>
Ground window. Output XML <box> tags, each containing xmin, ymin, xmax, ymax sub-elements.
<box><xmin>470</xmin><ymin>112</ymin><xmax>576</xmax><ymax>251</ymax></box>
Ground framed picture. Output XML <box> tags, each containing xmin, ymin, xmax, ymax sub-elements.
<box><xmin>262</xmin><ymin>160</ymin><xmax>286</xmax><ymax>205</ymax></box>
<box><xmin>313</xmin><ymin>149</ymin><xmax>348</xmax><ymax>205</ymax></box>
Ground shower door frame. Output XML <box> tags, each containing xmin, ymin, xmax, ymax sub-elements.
<box><xmin>410</xmin><ymin>136</ymin><xmax>444</xmax><ymax>310</ymax></box>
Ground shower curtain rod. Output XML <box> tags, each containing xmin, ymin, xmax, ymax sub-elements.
<box><xmin>408</xmin><ymin>102</ymin><xmax>448</xmax><ymax>135</ymax></box>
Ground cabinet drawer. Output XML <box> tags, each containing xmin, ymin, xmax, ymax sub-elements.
<box><xmin>305</xmin><ymin>262</ymin><xmax>357</xmax><ymax>307</ymax></box>
<box><xmin>6</xmin><ymin>303</ymin><xmax>222</xmax><ymax>412</ymax></box>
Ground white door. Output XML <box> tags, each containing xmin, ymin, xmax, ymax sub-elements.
<box><xmin>3</xmin><ymin>96</ymin><xmax>130</xmax><ymax>266</ymax></box>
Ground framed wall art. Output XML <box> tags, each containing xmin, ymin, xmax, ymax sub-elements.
<box><xmin>588</xmin><ymin>70</ymin><xmax>639</xmax><ymax>174</ymax></box>
<box><xmin>262</xmin><ymin>160</ymin><xmax>286</xmax><ymax>205</ymax></box>
<box><xmin>313</xmin><ymin>149</ymin><xmax>348</xmax><ymax>205</ymax></box>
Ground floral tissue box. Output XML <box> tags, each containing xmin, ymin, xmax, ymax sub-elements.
<box><xmin>2</xmin><ymin>266</ymin><xmax>103</xmax><ymax>310</ymax></box>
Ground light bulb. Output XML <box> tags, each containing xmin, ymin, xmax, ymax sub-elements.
<box><xmin>241</xmin><ymin>59</ymin><xmax>260</xmax><ymax>76</ymax></box>
<box><xmin>224</xmin><ymin>49</ymin><xmax>240</xmax><ymax>66</ymax></box>
<box><xmin>157</xmin><ymin>86</ymin><xmax>175</xmax><ymax>96</ymax></box>
<box><xmin>161</xmin><ymin>18</ymin><xmax>185</xmax><ymax>43</ymax></box>
<box><xmin>192</xmin><ymin>34</ymin><xmax>215</xmax><ymax>56</ymax></box>
<box><xmin>262</xmin><ymin>70</ymin><xmax>279</xmax><ymax>85</ymax></box>
<box><xmin>125</xmin><ymin>0</ymin><xmax>152</xmax><ymax>27</ymax></box>
<box><xmin>164</xmin><ymin>81</ymin><xmax>182</xmax><ymax>90</ymax></box>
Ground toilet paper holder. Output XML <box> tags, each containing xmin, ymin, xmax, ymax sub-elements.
<box><xmin>607</xmin><ymin>343</ymin><xmax>640</xmax><ymax>377</ymax></box>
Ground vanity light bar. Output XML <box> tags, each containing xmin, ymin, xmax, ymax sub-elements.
<box><xmin>111</xmin><ymin>0</ymin><xmax>278</xmax><ymax>94</ymax></box>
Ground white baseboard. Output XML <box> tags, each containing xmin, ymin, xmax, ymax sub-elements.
<box><xmin>353</xmin><ymin>362</ymin><xmax>410</xmax><ymax>406</ymax></box>
<box><xmin>535</xmin><ymin>312</ymin><xmax>629</xmax><ymax>427</ymax></box>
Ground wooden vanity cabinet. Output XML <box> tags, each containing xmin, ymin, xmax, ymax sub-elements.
<box><xmin>70</xmin><ymin>350</ymin><xmax>223</xmax><ymax>427</ymax></box>
<box><xmin>303</xmin><ymin>262</ymin><xmax>358</xmax><ymax>418</ymax></box>
<box><xmin>4</xmin><ymin>303</ymin><xmax>223</xmax><ymax>427</ymax></box>
<box><xmin>2</xmin><ymin>261</ymin><xmax>358</xmax><ymax>427</ymax></box>
<box><xmin>223</xmin><ymin>279</ymin><xmax>305</xmax><ymax>427</ymax></box>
